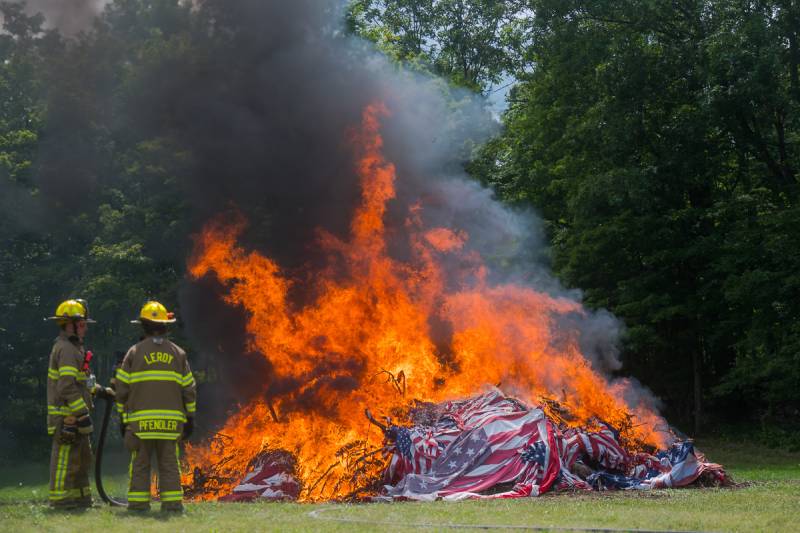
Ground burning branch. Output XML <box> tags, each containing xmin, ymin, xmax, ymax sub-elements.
<box><xmin>341</xmin><ymin>446</ymin><xmax>389</xmax><ymax>500</ymax></box>
<box><xmin>304</xmin><ymin>462</ymin><xmax>339</xmax><ymax>499</ymax></box>
<box><xmin>265</xmin><ymin>395</ymin><xmax>280</xmax><ymax>423</ymax></box>
<box><xmin>184</xmin><ymin>433</ymin><xmax>240</xmax><ymax>498</ymax></box>
<box><xmin>364</xmin><ymin>408</ymin><xmax>388</xmax><ymax>433</ymax></box>
<box><xmin>374</xmin><ymin>369</ymin><xmax>405</xmax><ymax>397</ymax></box>
<box><xmin>301</xmin><ymin>438</ymin><xmax>388</xmax><ymax>502</ymax></box>
<box><xmin>538</xmin><ymin>396</ymin><xmax>578</xmax><ymax>427</ymax></box>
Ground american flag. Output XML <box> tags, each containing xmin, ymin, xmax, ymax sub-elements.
<box><xmin>383</xmin><ymin>390</ymin><xmax>562</xmax><ymax>500</ymax></box>
<box><xmin>220</xmin><ymin>452</ymin><xmax>300</xmax><ymax>502</ymax></box>
<box><xmin>380</xmin><ymin>389</ymin><xmax>729</xmax><ymax>500</ymax></box>
<box><xmin>639</xmin><ymin>441</ymin><xmax>728</xmax><ymax>489</ymax></box>
<box><xmin>563</xmin><ymin>423</ymin><xmax>622</xmax><ymax>468</ymax></box>
<box><xmin>383</xmin><ymin>425</ymin><xmax>447</xmax><ymax>482</ymax></box>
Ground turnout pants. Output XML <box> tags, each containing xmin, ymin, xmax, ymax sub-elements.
<box><xmin>125</xmin><ymin>430</ymin><xmax>183</xmax><ymax>510</ymax></box>
<box><xmin>49</xmin><ymin>425</ymin><xmax>92</xmax><ymax>507</ymax></box>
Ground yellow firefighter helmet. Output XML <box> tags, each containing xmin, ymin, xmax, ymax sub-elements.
<box><xmin>132</xmin><ymin>301</ymin><xmax>176</xmax><ymax>324</ymax></box>
<box><xmin>47</xmin><ymin>299</ymin><xmax>96</xmax><ymax>323</ymax></box>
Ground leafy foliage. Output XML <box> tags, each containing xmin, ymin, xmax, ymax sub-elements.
<box><xmin>0</xmin><ymin>0</ymin><xmax>195</xmax><ymax>459</ymax></box>
<box><xmin>353</xmin><ymin>0</ymin><xmax>799</xmax><ymax>431</ymax></box>
<box><xmin>346</xmin><ymin>0</ymin><xmax>532</xmax><ymax>92</ymax></box>
<box><xmin>1</xmin><ymin>0</ymin><xmax>798</xmax><ymax>461</ymax></box>
<box><xmin>472</xmin><ymin>0</ymin><xmax>800</xmax><ymax>429</ymax></box>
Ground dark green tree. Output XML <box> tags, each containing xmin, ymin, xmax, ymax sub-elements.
<box><xmin>478</xmin><ymin>0</ymin><xmax>800</xmax><ymax>433</ymax></box>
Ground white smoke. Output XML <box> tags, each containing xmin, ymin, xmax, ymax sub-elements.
<box><xmin>6</xmin><ymin>0</ymin><xmax>108</xmax><ymax>35</ymax></box>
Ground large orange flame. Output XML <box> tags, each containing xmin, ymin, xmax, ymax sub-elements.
<box><xmin>184</xmin><ymin>103</ymin><xmax>670</xmax><ymax>501</ymax></box>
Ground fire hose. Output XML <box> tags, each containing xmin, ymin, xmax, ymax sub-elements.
<box><xmin>95</xmin><ymin>394</ymin><xmax>127</xmax><ymax>507</ymax></box>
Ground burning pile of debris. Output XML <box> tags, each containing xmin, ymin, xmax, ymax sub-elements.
<box><xmin>181</xmin><ymin>104</ymin><xmax>728</xmax><ymax>502</ymax></box>
<box><xmin>186</xmin><ymin>388</ymin><xmax>728</xmax><ymax>502</ymax></box>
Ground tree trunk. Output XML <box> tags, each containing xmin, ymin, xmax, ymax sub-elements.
<box><xmin>788</xmin><ymin>26</ymin><xmax>800</xmax><ymax>103</ymax></box>
<box><xmin>693</xmin><ymin>346</ymin><xmax>703</xmax><ymax>436</ymax></box>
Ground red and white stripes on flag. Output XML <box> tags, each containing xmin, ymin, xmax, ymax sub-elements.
<box><xmin>380</xmin><ymin>389</ymin><xmax>728</xmax><ymax>500</ymax></box>
<box><xmin>562</xmin><ymin>423</ymin><xmax>628</xmax><ymax>471</ymax></box>
<box><xmin>383</xmin><ymin>390</ymin><xmax>563</xmax><ymax>500</ymax></box>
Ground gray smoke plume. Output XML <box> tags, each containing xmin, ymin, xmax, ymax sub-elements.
<box><xmin>0</xmin><ymin>180</ymin><xmax>46</xmax><ymax>233</ymax></box>
<box><xmin>25</xmin><ymin>0</ymin><xmax>663</xmax><ymax>428</ymax></box>
<box><xmin>6</xmin><ymin>0</ymin><xmax>108</xmax><ymax>35</ymax></box>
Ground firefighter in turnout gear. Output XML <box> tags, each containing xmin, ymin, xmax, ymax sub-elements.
<box><xmin>116</xmin><ymin>301</ymin><xmax>196</xmax><ymax>512</ymax></box>
<box><xmin>46</xmin><ymin>299</ymin><xmax>113</xmax><ymax>508</ymax></box>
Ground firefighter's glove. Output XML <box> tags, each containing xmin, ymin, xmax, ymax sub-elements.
<box><xmin>76</xmin><ymin>414</ymin><xmax>93</xmax><ymax>435</ymax></box>
<box><xmin>60</xmin><ymin>417</ymin><xmax>78</xmax><ymax>444</ymax></box>
<box><xmin>182</xmin><ymin>417</ymin><xmax>194</xmax><ymax>440</ymax></box>
<box><xmin>93</xmin><ymin>384</ymin><xmax>115</xmax><ymax>400</ymax></box>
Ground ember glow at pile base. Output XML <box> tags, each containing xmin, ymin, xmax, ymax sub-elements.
<box><xmin>183</xmin><ymin>104</ymin><xmax>706</xmax><ymax>502</ymax></box>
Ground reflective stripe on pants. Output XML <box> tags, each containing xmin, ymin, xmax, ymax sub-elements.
<box><xmin>49</xmin><ymin>427</ymin><xmax>92</xmax><ymax>505</ymax></box>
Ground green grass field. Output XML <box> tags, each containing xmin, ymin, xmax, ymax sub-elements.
<box><xmin>1</xmin><ymin>438</ymin><xmax>798</xmax><ymax>532</ymax></box>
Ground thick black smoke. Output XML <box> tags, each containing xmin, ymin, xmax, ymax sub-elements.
<box><xmin>162</xmin><ymin>0</ymin><xmax>416</xmax><ymax>417</ymax></box>
<box><xmin>150</xmin><ymin>1</ymin><xmax>658</xmax><ymax>422</ymax></box>
<box><xmin>24</xmin><ymin>1</ymin><xmax>663</xmax><ymax>426</ymax></box>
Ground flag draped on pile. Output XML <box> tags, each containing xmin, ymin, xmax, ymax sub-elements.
<box><xmin>218</xmin><ymin>388</ymin><xmax>728</xmax><ymax>502</ymax></box>
<box><xmin>380</xmin><ymin>389</ymin><xmax>728</xmax><ymax>500</ymax></box>
<box><xmin>219</xmin><ymin>451</ymin><xmax>300</xmax><ymax>502</ymax></box>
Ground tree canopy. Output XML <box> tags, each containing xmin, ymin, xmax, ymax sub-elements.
<box><xmin>1</xmin><ymin>0</ymin><xmax>798</xmax><ymax>460</ymax></box>
<box><xmin>350</xmin><ymin>0</ymin><xmax>800</xmax><ymax>436</ymax></box>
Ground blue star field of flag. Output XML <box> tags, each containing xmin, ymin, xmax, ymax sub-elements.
<box><xmin>393</xmin><ymin>426</ymin><xmax>414</xmax><ymax>459</ymax></box>
<box><xmin>520</xmin><ymin>441</ymin><xmax>547</xmax><ymax>466</ymax></box>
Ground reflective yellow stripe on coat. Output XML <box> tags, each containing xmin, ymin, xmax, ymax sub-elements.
<box><xmin>136</xmin><ymin>432</ymin><xmax>182</xmax><ymax>440</ymax></box>
<box><xmin>116</xmin><ymin>369</ymin><xmax>194</xmax><ymax>387</ymax></box>
<box><xmin>125</xmin><ymin>409</ymin><xmax>187</xmax><ymax>423</ymax></box>
<box><xmin>58</xmin><ymin>365</ymin><xmax>80</xmax><ymax>378</ymax></box>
